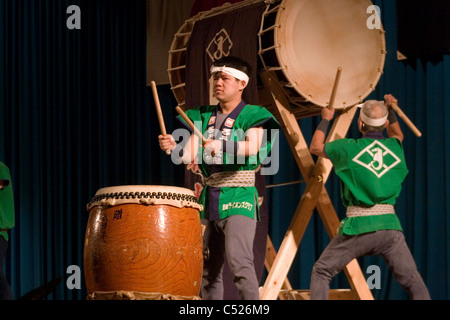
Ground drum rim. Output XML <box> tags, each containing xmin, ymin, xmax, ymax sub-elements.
<box><xmin>87</xmin><ymin>185</ymin><xmax>202</xmax><ymax>211</ymax></box>
<box><xmin>86</xmin><ymin>290</ymin><xmax>201</xmax><ymax>300</ymax></box>
<box><xmin>94</xmin><ymin>185</ymin><xmax>196</xmax><ymax>196</ymax></box>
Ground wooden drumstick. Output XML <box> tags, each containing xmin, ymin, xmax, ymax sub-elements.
<box><xmin>151</xmin><ymin>81</ymin><xmax>171</xmax><ymax>155</ymax></box>
<box><xmin>390</xmin><ymin>102</ymin><xmax>422</xmax><ymax>137</ymax></box>
<box><xmin>327</xmin><ymin>67</ymin><xmax>342</xmax><ymax>109</ymax></box>
<box><xmin>175</xmin><ymin>106</ymin><xmax>207</xmax><ymax>144</ymax></box>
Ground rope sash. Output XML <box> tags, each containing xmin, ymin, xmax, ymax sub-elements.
<box><xmin>346</xmin><ymin>204</ymin><xmax>395</xmax><ymax>218</ymax></box>
<box><xmin>203</xmin><ymin>170</ymin><xmax>255</xmax><ymax>188</ymax></box>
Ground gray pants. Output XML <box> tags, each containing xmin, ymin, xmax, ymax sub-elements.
<box><xmin>310</xmin><ymin>230</ymin><xmax>430</xmax><ymax>300</ymax></box>
<box><xmin>201</xmin><ymin>215</ymin><xmax>259</xmax><ymax>300</ymax></box>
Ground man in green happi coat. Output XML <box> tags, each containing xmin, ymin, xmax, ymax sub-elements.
<box><xmin>159</xmin><ymin>56</ymin><xmax>279</xmax><ymax>300</ymax></box>
<box><xmin>309</xmin><ymin>94</ymin><xmax>430</xmax><ymax>300</ymax></box>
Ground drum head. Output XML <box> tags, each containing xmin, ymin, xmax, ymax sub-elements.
<box><xmin>275</xmin><ymin>0</ymin><xmax>385</xmax><ymax>108</ymax></box>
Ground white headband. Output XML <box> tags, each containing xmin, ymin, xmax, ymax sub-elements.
<box><xmin>356</xmin><ymin>103</ymin><xmax>388</xmax><ymax>127</ymax></box>
<box><xmin>210</xmin><ymin>66</ymin><xmax>249</xmax><ymax>87</ymax></box>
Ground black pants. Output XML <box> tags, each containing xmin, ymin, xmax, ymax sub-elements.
<box><xmin>0</xmin><ymin>237</ymin><xmax>13</xmax><ymax>300</ymax></box>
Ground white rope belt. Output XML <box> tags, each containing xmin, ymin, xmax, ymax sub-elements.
<box><xmin>346</xmin><ymin>204</ymin><xmax>395</xmax><ymax>218</ymax></box>
<box><xmin>203</xmin><ymin>170</ymin><xmax>255</xmax><ymax>188</ymax></box>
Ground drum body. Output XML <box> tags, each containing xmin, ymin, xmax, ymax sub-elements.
<box><xmin>84</xmin><ymin>185</ymin><xmax>203</xmax><ymax>300</ymax></box>
<box><xmin>168</xmin><ymin>0</ymin><xmax>385</xmax><ymax>119</ymax></box>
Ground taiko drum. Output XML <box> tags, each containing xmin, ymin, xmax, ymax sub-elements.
<box><xmin>83</xmin><ymin>185</ymin><xmax>204</xmax><ymax>299</ymax></box>
<box><xmin>168</xmin><ymin>0</ymin><xmax>385</xmax><ymax>119</ymax></box>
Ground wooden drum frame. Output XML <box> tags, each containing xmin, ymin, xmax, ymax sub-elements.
<box><xmin>84</xmin><ymin>185</ymin><xmax>204</xmax><ymax>300</ymax></box>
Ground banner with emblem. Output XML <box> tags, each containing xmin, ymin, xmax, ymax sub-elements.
<box><xmin>184</xmin><ymin>2</ymin><xmax>265</xmax><ymax>107</ymax></box>
<box><xmin>182</xmin><ymin>1</ymin><xmax>268</xmax><ymax>299</ymax></box>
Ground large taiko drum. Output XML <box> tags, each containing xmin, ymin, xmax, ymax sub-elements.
<box><xmin>83</xmin><ymin>185</ymin><xmax>204</xmax><ymax>300</ymax></box>
<box><xmin>168</xmin><ymin>0</ymin><xmax>385</xmax><ymax>119</ymax></box>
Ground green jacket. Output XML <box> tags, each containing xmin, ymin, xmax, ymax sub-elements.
<box><xmin>325</xmin><ymin>135</ymin><xmax>407</xmax><ymax>235</ymax></box>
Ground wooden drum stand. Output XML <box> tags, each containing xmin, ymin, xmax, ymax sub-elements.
<box><xmin>259</xmin><ymin>70</ymin><xmax>373</xmax><ymax>300</ymax></box>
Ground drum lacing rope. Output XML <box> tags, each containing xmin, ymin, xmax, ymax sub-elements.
<box><xmin>88</xmin><ymin>191</ymin><xmax>198</xmax><ymax>208</ymax></box>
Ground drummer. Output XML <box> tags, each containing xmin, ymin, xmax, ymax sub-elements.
<box><xmin>308</xmin><ymin>95</ymin><xmax>430</xmax><ymax>300</ymax></box>
<box><xmin>159</xmin><ymin>56</ymin><xmax>279</xmax><ymax>300</ymax></box>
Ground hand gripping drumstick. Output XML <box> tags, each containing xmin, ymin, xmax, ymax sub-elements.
<box><xmin>151</xmin><ymin>81</ymin><xmax>171</xmax><ymax>155</ymax></box>
<box><xmin>327</xmin><ymin>67</ymin><xmax>342</xmax><ymax>109</ymax></box>
<box><xmin>175</xmin><ymin>106</ymin><xmax>207</xmax><ymax>145</ymax></box>
<box><xmin>390</xmin><ymin>102</ymin><xmax>422</xmax><ymax>137</ymax></box>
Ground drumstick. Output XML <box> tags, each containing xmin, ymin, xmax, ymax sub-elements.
<box><xmin>327</xmin><ymin>67</ymin><xmax>342</xmax><ymax>109</ymax></box>
<box><xmin>390</xmin><ymin>102</ymin><xmax>422</xmax><ymax>137</ymax></box>
<box><xmin>151</xmin><ymin>81</ymin><xmax>171</xmax><ymax>155</ymax></box>
<box><xmin>175</xmin><ymin>106</ymin><xmax>207</xmax><ymax>144</ymax></box>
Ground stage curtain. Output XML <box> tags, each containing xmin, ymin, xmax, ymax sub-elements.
<box><xmin>0</xmin><ymin>0</ymin><xmax>183</xmax><ymax>299</ymax></box>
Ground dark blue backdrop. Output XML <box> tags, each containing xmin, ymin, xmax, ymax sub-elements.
<box><xmin>0</xmin><ymin>0</ymin><xmax>448</xmax><ymax>300</ymax></box>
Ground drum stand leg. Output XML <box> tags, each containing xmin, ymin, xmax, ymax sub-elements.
<box><xmin>264</xmin><ymin>235</ymin><xmax>293</xmax><ymax>300</ymax></box>
<box><xmin>260</xmin><ymin>71</ymin><xmax>373</xmax><ymax>300</ymax></box>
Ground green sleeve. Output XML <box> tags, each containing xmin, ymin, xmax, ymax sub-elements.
<box><xmin>325</xmin><ymin>139</ymin><xmax>352</xmax><ymax>168</ymax></box>
<box><xmin>0</xmin><ymin>162</ymin><xmax>15</xmax><ymax>241</ymax></box>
